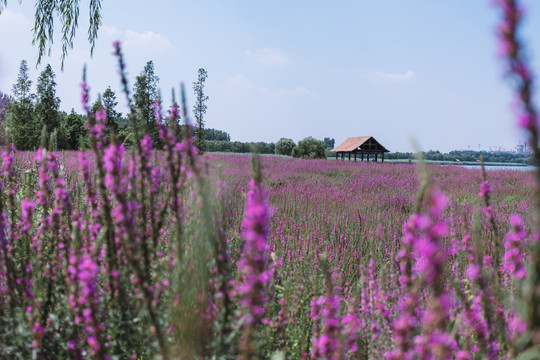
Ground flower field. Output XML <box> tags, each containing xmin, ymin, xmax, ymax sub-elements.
<box><xmin>1</xmin><ymin>1</ymin><xmax>540</xmax><ymax>358</ymax></box>
<box><xmin>0</xmin><ymin>144</ymin><xmax>536</xmax><ymax>359</ymax></box>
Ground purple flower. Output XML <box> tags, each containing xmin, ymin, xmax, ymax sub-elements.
<box><xmin>503</xmin><ymin>213</ymin><xmax>527</xmax><ymax>280</ymax></box>
<box><xmin>20</xmin><ymin>199</ymin><xmax>35</xmax><ymax>232</ymax></box>
<box><xmin>96</xmin><ymin>107</ymin><xmax>106</xmax><ymax>122</ymax></box>
<box><xmin>310</xmin><ymin>295</ymin><xmax>341</xmax><ymax>359</ymax></box>
<box><xmin>80</xmin><ymin>81</ymin><xmax>90</xmax><ymax>114</ymax></box>
<box><xmin>238</xmin><ymin>178</ymin><xmax>270</xmax><ymax>356</ymax></box>
<box><xmin>494</xmin><ymin>0</ymin><xmax>539</xmax><ymax>132</ymax></box>
<box><xmin>112</xmin><ymin>41</ymin><xmax>121</xmax><ymax>55</ymax></box>
<box><xmin>103</xmin><ymin>144</ymin><xmax>126</xmax><ymax>194</ymax></box>
<box><xmin>411</xmin><ymin>192</ymin><xmax>448</xmax><ymax>285</ymax></box>
<box><xmin>90</xmin><ymin>107</ymin><xmax>108</xmax><ymax>150</ymax></box>
<box><xmin>153</xmin><ymin>100</ymin><xmax>163</xmax><ymax>125</ymax></box>
<box><xmin>479</xmin><ymin>180</ymin><xmax>492</xmax><ymax>199</ymax></box>
<box><xmin>170</xmin><ymin>103</ymin><xmax>179</xmax><ymax>121</ymax></box>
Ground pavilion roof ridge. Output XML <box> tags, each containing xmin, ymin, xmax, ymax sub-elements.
<box><xmin>331</xmin><ymin>136</ymin><xmax>389</xmax><ymax>153</ymax></box>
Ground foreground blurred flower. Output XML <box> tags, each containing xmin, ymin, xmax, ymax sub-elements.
<box><xmin>238</xmin><ymin>177</ymin><xmax>270</xmax><ymax>358</ymax></box>
<box><xmin>503</xmin><ymin>214</ymin><xmax>527</xmax><ymax>280</ymax></box>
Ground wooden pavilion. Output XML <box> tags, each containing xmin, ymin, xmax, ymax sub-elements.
<box><xmin>331</xmin><ymin>136</ymin><xmax>390</xmax><ymax>162</ymax></box>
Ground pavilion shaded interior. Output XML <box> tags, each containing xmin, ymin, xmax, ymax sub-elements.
<box><xmin>330</xmin><ymin>136</ymin><xmax>390</xmax><ymax>162</ymax></box>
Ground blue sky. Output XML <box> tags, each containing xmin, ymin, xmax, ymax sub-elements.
<box><xmin>1</xmin><ymin>0</ymin><xmax>540</xmax><ymax>152</ymax></box>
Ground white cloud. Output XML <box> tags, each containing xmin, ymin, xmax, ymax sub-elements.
<box><xmin>228</xmin><ymin>74</ymin><xmax>255</xmax><ymax>88</ymax></box>
<box><xmin>228</xmin><ymin>74</ymin><xmax>315</xmax><ymax>97</ymax></box>
<box><xmin>367</xmin><ymin>70</ymin><xmax>416</xmax><ymax>82</ymax></box>
<box><xmin>124</xmin><ymin>30</ymin><xmax>172</xmax><ymax>51</ymax></box>
<box><xmin>245</xmin><ymin>48</ymin><xmax>290</xmax><ymax>66</ymax></box>
<box><xmin>101</xmin><ymin>24</ymin><xmax>123</xmax><ymax>38</ymax></box>
<box><xmin>0</xmin><ymin>9</ymin><xmax>32</xmax><ymax>29</ymax></box>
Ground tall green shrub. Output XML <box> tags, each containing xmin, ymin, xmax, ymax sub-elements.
<box><xmin>291</xmin><ymin>137</ymin><xmax>326</xmax><ymax>159</ymax></box>
<box><xmin>275</xmin><ymin>138</ymin><xmax>296</xmax><ymax>156</ymax></box>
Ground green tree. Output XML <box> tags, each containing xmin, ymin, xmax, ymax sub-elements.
<box><xmin>12</xmin><ymin>61</ymin><xmax>33</xmax><ymax>102</ymax></box>
<box><xmin>63</xmin><ymin>109</ymin><xmax>86</xmax><ymax>149</ymax></box>
<box><xmin>102</xmin><ymin>87</ymin><xmax>120</xmax><ymax>138</ymax></box>
<box><xmin>0</xmin><ymin>91</ymin><xmax>11</xmax><ymax>146</ymax></box>
<box><xmin>323</xmin><ymin>137</ymin><xmax>335</xmax><ymax>149</ymax></box>
<box><xmin>0</xmin><ymin>0</ymin><xmax>102</xmax><ymax>68</ymax></box>
<box><xmin>0</xmin><ymin>91</ymin><xmax>10</xmax><ymax>123</ymax></box>
<box><xmin>275</xmin><ymin>138</ymin><xmax>296</xmax><ymax>156</ymax></box>
<box><xmin>91</xmin><ymin>87</ymin><xmax>120</xmax><ymax>143</ymax></box>
<box><xmin>116</xmin><ymin>116</ymin><xmax>134</xmax><ymax>147</ymax></box>
<box><xmin>203</xmin><ymin>128</ymin><xmax>230</xmax><ymax>141</ymax></box>
<box><xmin>6</xmin><ymin>60</ymin><xmax>40</xmax><ymax>150</ymax></box>
<box><xmin>35</xmin><ymin>64</ymin><xmax>61</xmax><ymax>135</ymax></box>
<box><xmin>134</xmin><ymin>61</ymin><xmax>160</xmax><ymax>148</ymax></box>
<box><xmin>193</xmin><ymin>68</ymin><xmax>208</xmax><ymax>152</ymax></box>
<box><xmin>292</xmin><ymin>137</ymin><xmax>327</xmax><ymax>159</ymax></box>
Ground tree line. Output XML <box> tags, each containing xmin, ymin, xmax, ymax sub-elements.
<box><xmin>386</xmin><ymin>149</ymin><xmax>532</xmax><ymax>164</ymax></box>
<box><xmin>0</xmin><ymin>60</ymin><xmax>211</xmax><ymax>151</ymax></box>
<box><xmin>0</xmin><ymin>61</ymin><xmax>333</xmax><ymax>159</ymax></box>
<box><xmin>204</xmin><ymin>137</ymin><xmax>334</xmax><ymax>159</ymax></box>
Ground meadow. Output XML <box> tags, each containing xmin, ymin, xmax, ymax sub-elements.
<box><xmin>0</xmin><ymin>142</ymin><xmax>536</xmax><ymax>359</ymax></box>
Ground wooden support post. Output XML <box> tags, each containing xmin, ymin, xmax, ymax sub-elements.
<box><xmin>382</xmin><ymin>152</ymin><xmax>385</xmax><ymax>163</ymax></box>
<box><xmin>348</xmin><ymin>152</ymin><xmax>351</xmax><ymax>161</ymax></box>
<box><xmin>354</xmin><ymin>152</ymin><xmax>357</xmax><ymax>162</ymax></box>
<box><xmin>361</xmin><ymin>153</ymin><xmax>364</xmax><ymax>161</ymax></box>
<box><xmin>336</xmin><ymin>152</ymin><xmax>338</xmax><ymax>160</ymax></box>
<box><xmin>375</xmin><ymin>153</ymin><xmax>378</xmax><ymax>163</ymax></box>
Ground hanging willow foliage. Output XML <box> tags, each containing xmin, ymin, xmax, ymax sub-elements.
<box><xmin>0</xmin><ymin>0</ymin><xmax>102</xmax><ymax>69</ymax></box>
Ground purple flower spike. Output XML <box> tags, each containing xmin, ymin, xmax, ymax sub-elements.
<box><xmin>80</xmin><ymin>81</ymin><xmax>90</xmax><ymax>114</ymax></box>
<box><xmin>112</xmin><ymin>41</ymin><xmax>121</xmax><ymax>55</ymax></box>
<box><xmin>90</xmin><ymin>107</ymin><xmax>107</xmax><ymax>150</ymax></box>
<box><xmin>494</xmin><ymin>0</ymin><xmax>539</xmax><ymax>133</ymax></box>
<box><xmin>20</xmin><ymin>199</ymin><xmax>35</xmax><ymax>232</ymax></box>
<box><xmin>479</xmin><ymin>180</ymin><xmax>492</xmax><ymax>199</ymax></box>
<box><xmin>503</xmin><ymin>214</ymin><xmax>527</xmax><ymax>280</ymax></box>
<box><xmin>238</xmin><ymin>178</ymin><xmax>270</xmax><ymax>356</ymax></box>
<box><xmin>310</xmin><ymin>295</ymin><xmax>342</xmax><ymax>359</ymax></box>
<box><xmin>239</xmin><ymin>179</ymin><xmax>270</xmax><ymax>319</ymax></box>
<box><xmin>103</xmin><ymin>143</ymin><xmax>126</xmax><ymax>195</ymax></box>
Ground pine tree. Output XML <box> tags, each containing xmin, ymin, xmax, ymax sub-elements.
<box><xmin>0</xmin><ymin>91</ymin><xmax>10</xmax><ymax>123</ymax></box>
<box><xmin>6</xmin><ymin>60</ymin><xmax>40</xmax><ymax>150</ymax></box>
<box><xmin>193</xmin><ymin>68</ymin><xmax>208</xmax><ymax>152</ymax></box>
<box><xmin>35</xmin><ymin>64</ymin><xmax>61</xmax><ymax>134</ymax></box>
<box><xmin>12</xmin><ymin>60</ymin><xmax>33</xmax><ymax>102</ymax></box>
<box><xmin>134</xmin><ymin>61</ymin><xmax>160</xmax><ymax>148</ymax></box>
<box><xmin>102</xmin><ymin>87</ymin><xmax>120</xmax><ymax>139</ymax></box>
<box><xmin>0</xmin><ymin>91</ymin><xmax>11</xmax><ymax>146</ymax></box>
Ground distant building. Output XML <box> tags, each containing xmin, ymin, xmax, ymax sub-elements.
<box><xmin>516</xmin><ymin>144</ymin><xmax>524</xmax><ymax>155</ymax></box>
<box><xmin>331</xmin><ymin>136</ymin><xmax>390</xmax><ymax>162</ymax></box>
